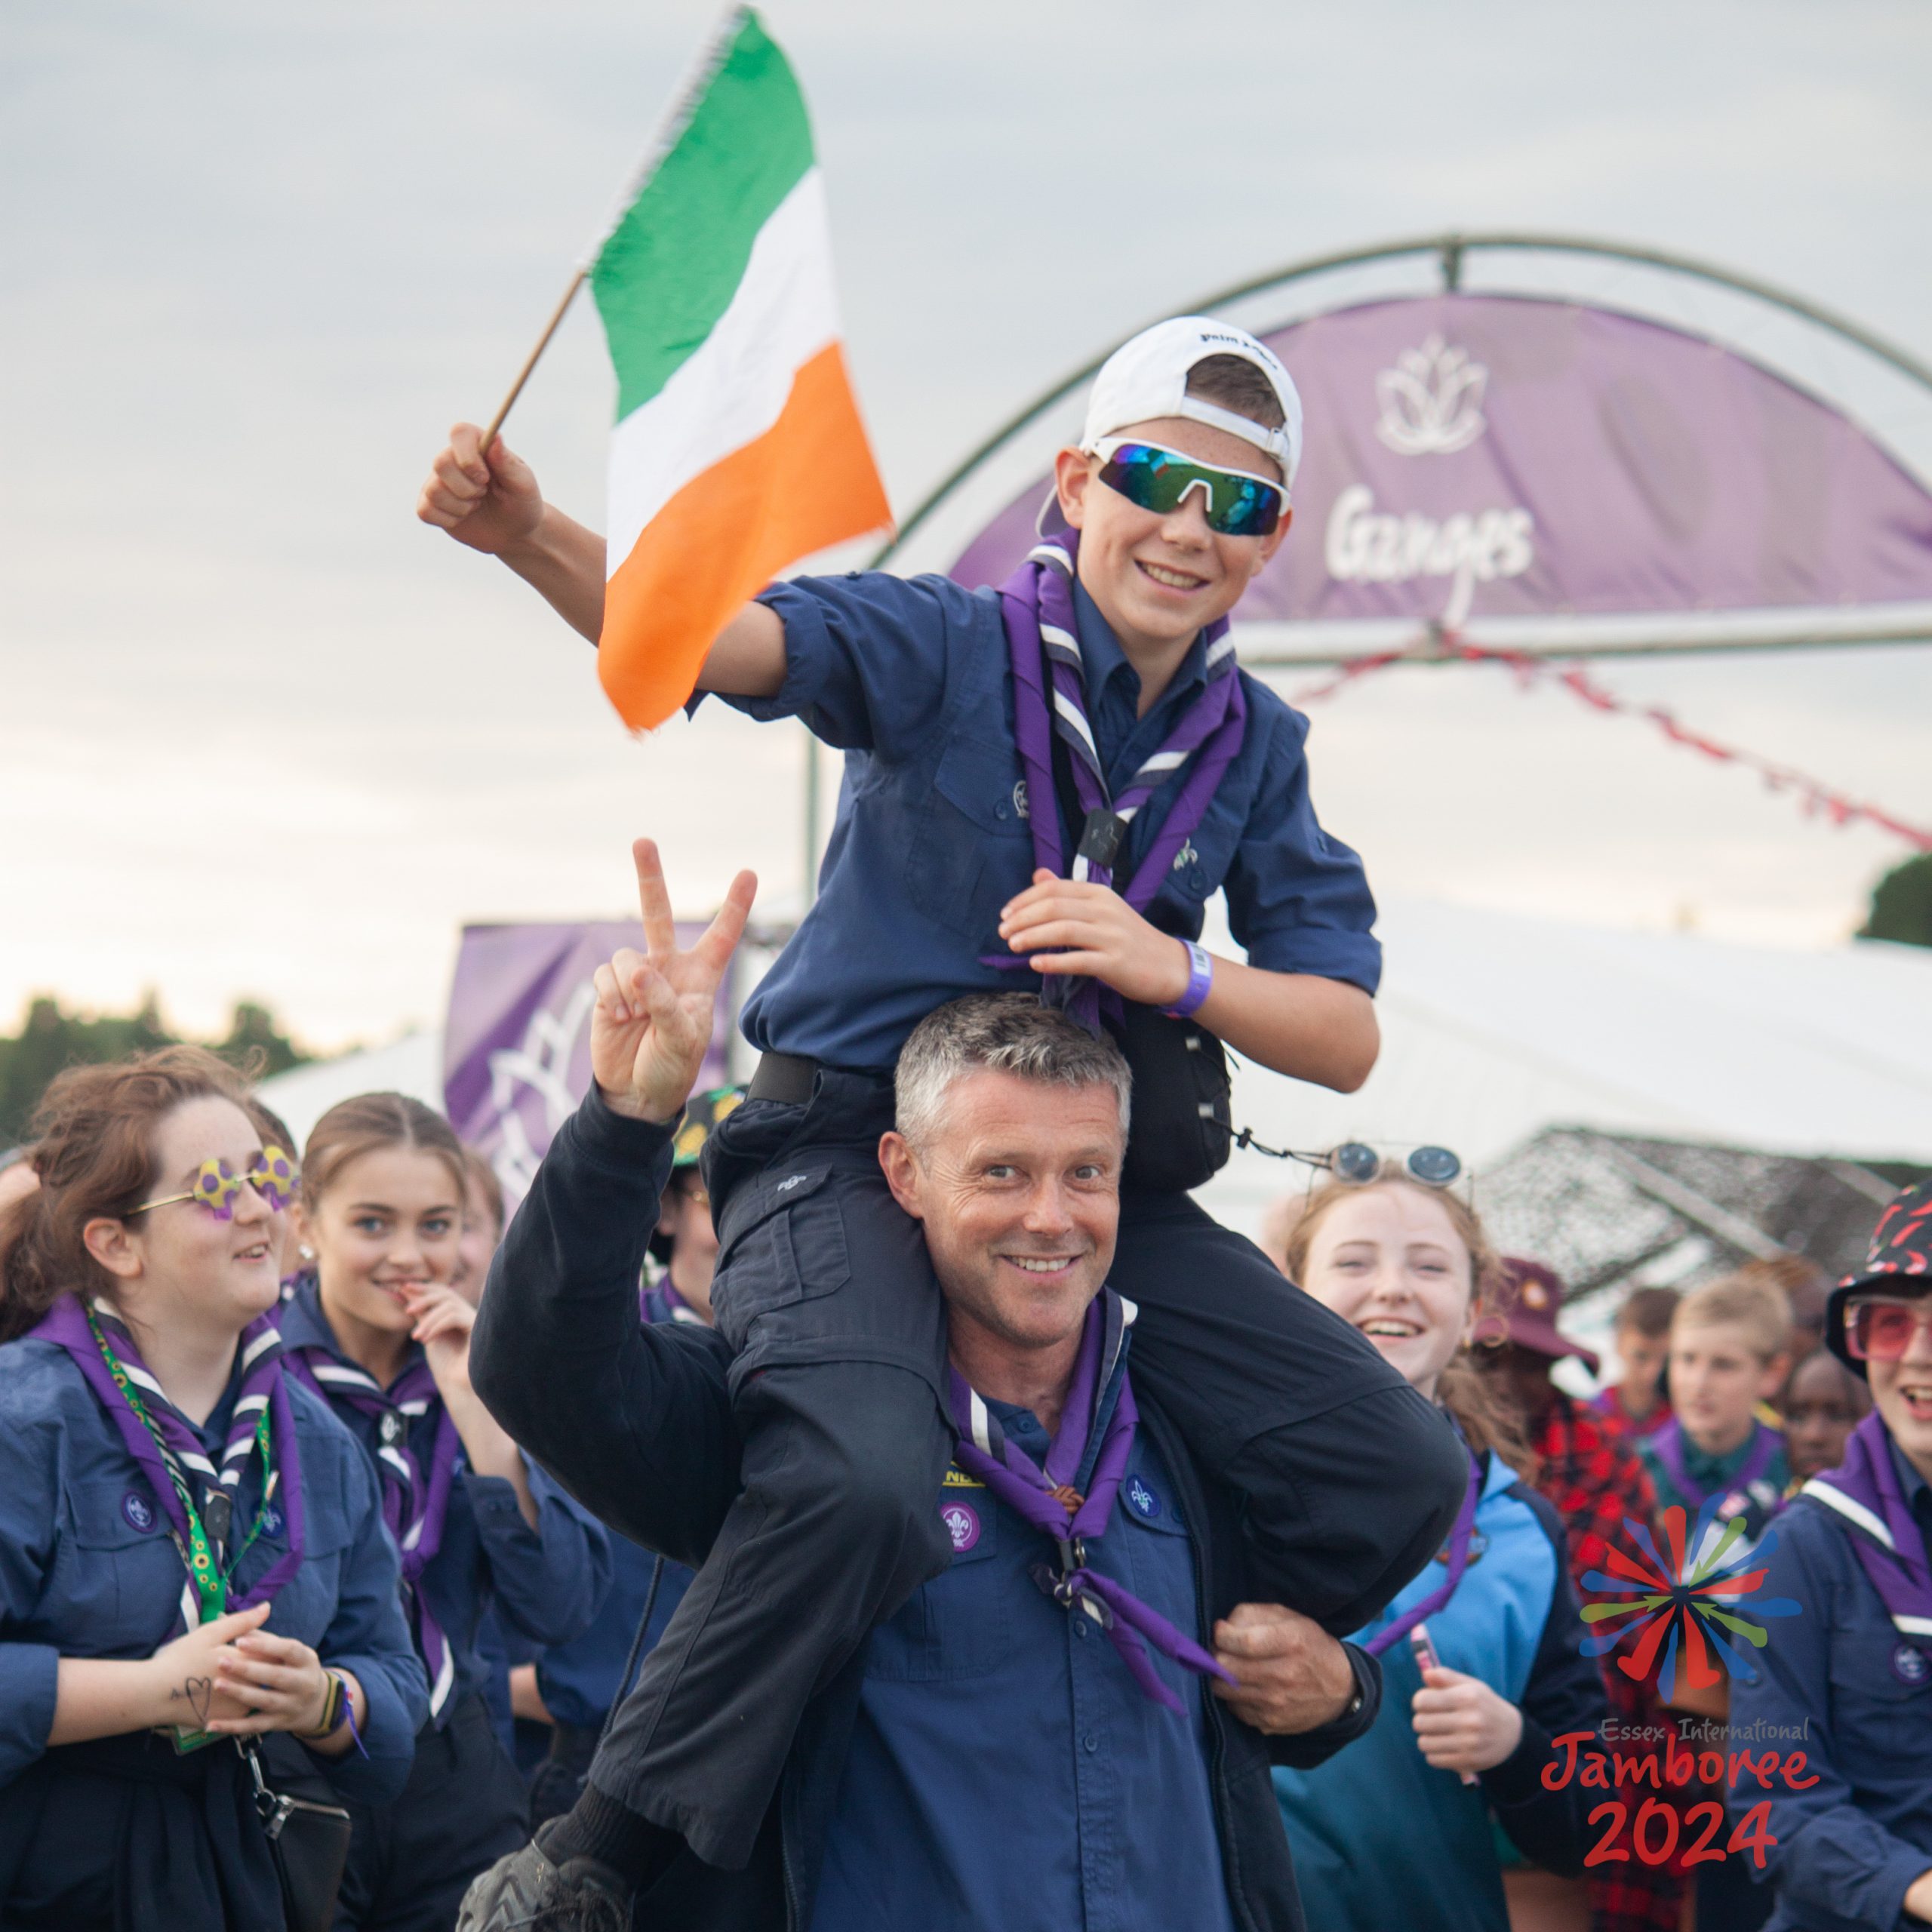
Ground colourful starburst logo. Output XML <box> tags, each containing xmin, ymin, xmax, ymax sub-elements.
<box><xmin>1580</xmin><ymin>1503</ymin><xmax>1801</xmax><ymax>1700</ymax></box>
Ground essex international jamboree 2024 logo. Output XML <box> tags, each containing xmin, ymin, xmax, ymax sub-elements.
<box><xmin>1537</xmin><ymin>1502</ymin><xmax>1806</xmax><ymax>1872</ymax></box>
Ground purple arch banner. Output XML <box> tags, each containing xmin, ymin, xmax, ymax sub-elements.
<box><xmin>947</xmin><ymin>294</ymin><xmax>1932</xmax><ymax>626</ymax></box>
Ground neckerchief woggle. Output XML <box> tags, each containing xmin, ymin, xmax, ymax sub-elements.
<box><xmin>989</xmin><ymin>533</ymin><xmax>1247</xmax><ymax>1032</ymax></box>
<box><xmin>1649</xmin><ymin>1417</ymin><xmax>1780</xmax><ymax>1512</ymax></box>
<box><xmin>1364</xmin><ymin>1446</ymin><xmax>1484</xmax><ymax>1658</ymax></box>
<box><xmin>946</xmin><ymin>1292</ymin><xmax>1232</xmax><ymax>1714</ymax></box>
<box><xmin>1804</xmin><ymin>1411</ymin><xmax>1932</xmax><ymax>1639</ymax></box>
<box><xmin>285</xmin><ymin>1280</ymin><xmax>460</xmax><ymax>1721</ymax></box>
<box><xmin>29</xmin><ymin>1294</ymin><xmax>306</xmax><ymax>1636</ymax></box>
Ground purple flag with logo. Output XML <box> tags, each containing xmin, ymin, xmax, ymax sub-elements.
<box><xmin>442</xmin><ymin>922</ymin><xmax>732</xmax><ymax>1211</ymax></box>
<box><xmin>949</xmin><ymin>294</ymin><xmax>1932</xmax><ymax>625</ymax></box>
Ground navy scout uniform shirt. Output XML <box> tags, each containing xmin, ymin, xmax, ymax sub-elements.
<box><xmin>0</xmin><ymin>1332</ymin><xmax>428</xmax><ymax>1801</ymax></box>
<box><xmin>810</xmin><ymin>1351</ymin><xmax>1240</xmax><ymax>1932</ymax></box>
<box><xmin>714</xmin><ymin>568</ymin><xmax>1380</xmax><ymax>1069</ymax></box>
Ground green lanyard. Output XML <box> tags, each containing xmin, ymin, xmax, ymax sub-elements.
<box><xmin>88</xmin><ymin>1312</ymin><xmax>274</xmax><ymax>1625</ymax></box>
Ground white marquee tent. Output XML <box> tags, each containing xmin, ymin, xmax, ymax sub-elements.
<box><xmin>257</xmin><ymin>901</ymin><xmax>1932</xmax><ymax>1252</ymax></box>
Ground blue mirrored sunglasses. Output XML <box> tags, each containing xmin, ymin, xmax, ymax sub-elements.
<box><xmin>1091</xmin><ymin>438</ymin><xmax>1285</xmax><ymax>538</ymax></box>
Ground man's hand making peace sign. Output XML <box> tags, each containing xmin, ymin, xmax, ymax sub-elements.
<box><xmin>592</xmin><ymin>839</ymin><xmax>757</xmax><ymax>1125</ymax></box>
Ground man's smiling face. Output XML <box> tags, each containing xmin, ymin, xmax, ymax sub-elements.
<box><xmin>879</xmin><ymin>1068</ymin><xmax>1121</xmax><ymax>1352</ymax></box>
<box><xmin>1056</xmin><ymin>415</ymin><xmax>1291</xmax><ymax>662</ymax></box>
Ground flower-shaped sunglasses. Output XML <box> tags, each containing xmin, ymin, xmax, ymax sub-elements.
<box><xmin>128</xmin><ymin>1146</ymin><xmax>300</xmax><ymax>1220</ymax></box>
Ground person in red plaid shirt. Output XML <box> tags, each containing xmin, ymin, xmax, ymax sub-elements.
<box><xmin>1477</xmin><ymin>1261</ymin><xmax>1688</xmax><ymax>1932</ymax></box>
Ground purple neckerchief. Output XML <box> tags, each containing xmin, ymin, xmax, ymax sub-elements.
<box><xmin>946</xmin><ymin>1294</ymin><xmax>1232</xmax><ymax>1714</ymax></box>
<box><xmin>1650</xmin><ymin>1418</ymin><xmax>1779</xmax><ymax>1511</ymax></box>
<box><xmin>1804</xmin><ymin>1411</ymin><xmax>1932</xmax><ymax>1638</ymax></box>
<box><xmin>30</xmin><ymin>1294</ymin><xmax>306</xmax><ymax>1626</ymax></box>
<box><xmin>991</xmin><ymin>532</ymin><xmax>1248</xmax><ymax>1029</ymax></box>
<box><xmin>281</xmin><ymin>1281</ymin><xmax>460</xmax><ymax>1719</ymax></box>
<box><xmin>1364</xmin><ymin>1447</ymin><xmax>1484</xmax><ymax>1658</ymax></box>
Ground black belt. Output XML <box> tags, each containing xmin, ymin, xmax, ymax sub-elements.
<box><xmin>748</xmin><ymin>1051</ymin><xmax>820</xmax><ymax>1106</ymax></box>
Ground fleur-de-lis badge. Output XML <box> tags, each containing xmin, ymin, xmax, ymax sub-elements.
<box><xmin>1374</xmin><ymin>334</ymin><xmax>1488</xmax><ymax>456</ymax></box>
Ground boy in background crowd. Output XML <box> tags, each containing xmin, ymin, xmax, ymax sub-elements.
<box><xmin>1638</xmin><ymin>1276</ymin><xmax>1791</xmax><ymax>1538</ymax></box>
<box><xmin>1587</xmin><ymin>1286</ymin><xmax>1677</xmax><ymax>1441</ymax></box>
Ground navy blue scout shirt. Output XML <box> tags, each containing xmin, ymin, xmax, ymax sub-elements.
<box><xmin>534</xmin><ymin>1282</ymin><xmax>698</xmax><ymax>1732</ymax></box>
<box><xmin>0</xmin><ymin>1333</ymin><xmax>429</xmax><ymax>1799</ymax></box>
<box><xmin>719</xmin><ymin>569</ymin><xmax>1380</xmax><ymax>1069</ymax></box>
<box><xmin>276</xmin><ymin>1280</ymin><xmax>612</xmax><ymax>1718</ymax></box>
<box><xmin>1728</xmin><ymin>1444</ymin><xmax>1932</xmax><ymax>1932</ymax></box>
<box><xmin>810</xmin><ymin>1331</ymin><xmax>1241</xmax><ymax>1932</ymax></box>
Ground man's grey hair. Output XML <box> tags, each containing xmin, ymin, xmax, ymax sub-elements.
<box><xmin>894</xmin><ymin>994</ymin><xmax>1131</xmax><ymax>1149</ymax></box>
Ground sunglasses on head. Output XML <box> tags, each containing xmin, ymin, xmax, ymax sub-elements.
<box><xmin>1845</xmin><ymin>1294</ymin><xmax>1932</xmax><ymax>1362</ymax></box>
<box><xmin>130</xmin><ymin>1147</ymin><xmax>300</xmax><ymax>1220</ymax></box>
<box><xmin>1090</xmin><ymin>438</ymin><xmax>1286</xmax><ymax>539</ymax></box>
<box><xmin>1232</xmin><ymin>1133</ymin><xmax>1463</xmax><ymax>1189</ymax></box>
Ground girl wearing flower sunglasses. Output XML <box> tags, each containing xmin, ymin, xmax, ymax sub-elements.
<box><xmin>0</xmin><ymin>1048</ymin><xmax>427</xmax><ymax>1932</ymax></box>
<box><xmin>1727</xmin><ymin>1182</ymin><xmax>1932</xmax><ymax>1932</ymax></box>
<box><xmin>275</xmin><ymin>1093</ymin><xmax>611</xmax><ymax>1932</ymax></box>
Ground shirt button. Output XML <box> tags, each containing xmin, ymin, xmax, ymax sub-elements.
<box><xmin>1082</xmin><ymin>1732</ymin><xmax>1099</xmax><ymax>1754</ymax></box>
<box><xmin>1074</xmin><ymin>1618</ymin><xmax>1088</xmax><ymax>1640</ymax></box>
<box><xmin>995</xmin><ymin>801</ymin><xmax>1009</xmax><ymax>820</ymax></box>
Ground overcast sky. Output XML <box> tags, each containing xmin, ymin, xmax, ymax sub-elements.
<box><xmin>5</xmin><ymin>0</ymin><xmax>1930</xmax><ymax>1049</ymax></box>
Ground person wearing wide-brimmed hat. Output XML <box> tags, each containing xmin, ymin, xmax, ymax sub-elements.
<box><xmin>1727</xmin><ymin>1180</ymin><xmax>1932</xmax><ymax>1932</ymax></box>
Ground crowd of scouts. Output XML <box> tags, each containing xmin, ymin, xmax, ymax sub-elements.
<box><xmin>2</xmin><ymin>309</ymin><xmax>1928</xmax><ymax>1932</ymax></box>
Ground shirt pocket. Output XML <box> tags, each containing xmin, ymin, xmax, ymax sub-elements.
<box><xmin>59</xmin><ymin>1481</ymin><xmax>187</xmax><ymax>1641</ymax></box>
<box><xmin>863</xmin><ymin>1485</ymin><xmax>1006</xmax><ymax>1682</ymax></box>
<box><xmin>710</xmin><ymin>1164</ymin><xmax>854</xmax><ymax>1346</ymax></box>
<box><xmin>900</xmin><ymin>733</ymin><xmax>1034</xmax><ymax>947</ymax></box>
<box><xmin>1829</xmin><ymin>1641</ymin><xmax>1932</xmax><ymax>1770</ymax></box>
<box><xmin>1116</xmin><ymin>1469</ymin><xmax>1199</xmax><ymax>1627</ymax></box>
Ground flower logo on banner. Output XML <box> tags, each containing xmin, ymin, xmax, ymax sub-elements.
<box><xmin>1374</xmin><ymin>334</ymin><xmax>1489</xmax><ymax>455</ymax></box>
<box><xmin>485</xmin><ymin>979</ymin><xmax>597</xmax><ymax>1201</ymax></box>
<box><xmin>1578</xmin><ymin>1504</ymin><xmax>1801</xmax><ymax>1700</ymax></box>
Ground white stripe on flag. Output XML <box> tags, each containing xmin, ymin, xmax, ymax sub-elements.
<box><xmin>239</xmin><ymin>1331</ymin><xmax>278</xmax><ymax>1371</ymax></box>
<box><xmin>605</xmin><ymin>169</ymin><xmax>839</xmax><ymax>566</ymax></box>
<box><xmin>1137</xmin><ymin>750</ymin><xmax>1187</xmax><ymax>774</ymax></box>
<box><xmin>1029</xmin><ymin>543</ymin><xmax>1072</xmax><ymax>576</ymax></box>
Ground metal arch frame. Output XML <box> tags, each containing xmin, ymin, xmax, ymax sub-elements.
<box><xmin>871</xmin><ymin>229</ymin><xmax>1932</xmax><ymax>571</ymax></box>
<box><xmin>800</xmin><ymin>233</ymin><xmax>1932</xmax><ymax>898</ymax></box>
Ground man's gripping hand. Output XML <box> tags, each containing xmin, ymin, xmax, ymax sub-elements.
<box><xmin>416</xmin><ymin>423</ymin><xmax>545</xmax><ymax>556</ymax></box>
<box><xmin>1211</xmin><ymin>1601</ymin><xmax>1358</xmax><ymax>1734</ymax></box>
<box><xmin>592</xmin><ymin>839</ymin><xmax>755</xmax><ymax>1124</ymax></box>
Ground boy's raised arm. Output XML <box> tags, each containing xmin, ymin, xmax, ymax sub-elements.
<box><xmin>415</xmin><ymin>425</ymin><xmax>785</xmax><ymax>695</ymax></box>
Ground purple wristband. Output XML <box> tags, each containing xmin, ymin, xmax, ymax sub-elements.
<box><xmin>1165</xmin><ymin>940</ymin><xmax>1214</xmax><ymax>1019</ymax></box>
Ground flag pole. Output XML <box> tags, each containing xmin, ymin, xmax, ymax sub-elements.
<box><xmin>479</xmin><ymin>269</ymin><xmax>586</xmax><ymax>457</ymax></box>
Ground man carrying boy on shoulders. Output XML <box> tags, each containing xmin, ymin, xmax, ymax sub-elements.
<box><xmin>425</xmin><ymin>321</ymin><xmax>1466</xmax><ymax>1915</ymax></box>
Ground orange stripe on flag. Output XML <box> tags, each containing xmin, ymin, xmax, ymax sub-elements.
<box><xmin>598</xmin><ymin>341</ymin><xmax>891</xmax><ymax>731</ymax></box>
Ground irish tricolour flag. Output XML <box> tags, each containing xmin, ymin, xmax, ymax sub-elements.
<box><xmin>588</xmin><ymin>8</ymin><xmax>890</xmax><ymax>731</ymax></box>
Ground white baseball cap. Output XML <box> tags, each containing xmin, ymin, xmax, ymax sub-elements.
<box><xmin>1080</xmin><ymin>315</ymin><xmax>1303</xmax><ymax>488</ymax></box>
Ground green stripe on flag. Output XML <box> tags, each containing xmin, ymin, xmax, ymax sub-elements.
<box><xmin>592</xmin><ymin>11</ymin><xmax>814</xmax><ymax>425</ymax></box>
